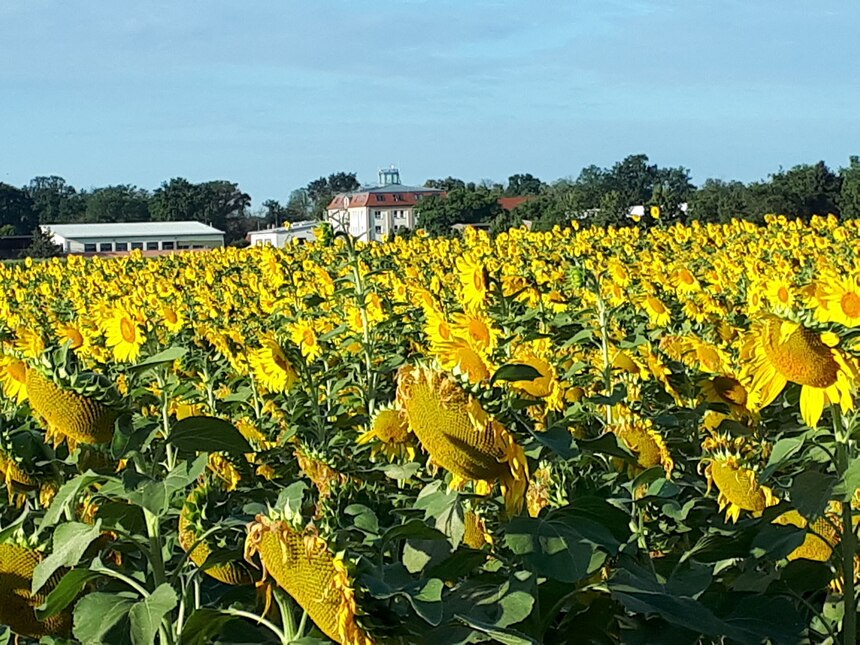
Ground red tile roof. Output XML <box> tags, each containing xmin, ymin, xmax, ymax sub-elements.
<box><xmin>498</xmin><ymin>196</ymin><xmax>533</xmax><ymax>211</ymax></box>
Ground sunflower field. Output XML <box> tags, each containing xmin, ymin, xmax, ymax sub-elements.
<box><xmin>3</xmin><ymin>215</ymin><xmax>860</xmax><ymax>644</ymax></box>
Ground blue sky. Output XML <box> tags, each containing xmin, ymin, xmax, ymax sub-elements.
<box><xmin>1</xmin><ymin>1</ymin><xmax>858</xmax><ymax>205</ymax></box>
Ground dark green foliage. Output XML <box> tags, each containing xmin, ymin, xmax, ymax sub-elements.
<box><xmin>20</xmin><ymin>226</ymin><xmax>64</xmax><ymax>258</ymax></box>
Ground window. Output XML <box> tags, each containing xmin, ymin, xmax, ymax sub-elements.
<box><xmin>374</xmin><ymin>225</ymin><xmax>382</xmax><ymax>234</ymax></box>
<box><xmin>177</xmin><ymin>244</ymin><xmax>189</xmax><ymax>250</ymax></box>
<box><xmin>84</xmin><ymin>243</ymin><xmax>97</xmax><ymax>252</ymax></box>
<box><xmin>375</xmin><ymin>195</ymin><xmax>385</xmax><ymax>202</ymax></box>
<box><xmin>99</xmin><ymin>242</ymin><xmax>112</xmax><ymax>252</ymax></box>
<box><xmin>115</xmin><ymin>242</ymin><xmax>128</xmax><ymax>252</ymax></box>
<box><xmin>131</xmin><ymin>242</ymin><xmax>143</xmax><ymax>250</ymax></box>
<box><xmin>393</xmin><ymin>194</ymin><xmax>403</xmax><ymax>202</ymax></box>
<box><xmin>374</xmin><ymin>210</ymin><xmax>382</xmax><ymax>219</ymax></box>
<box><xmin>192</xmin><ymin>245</ymin><xmax>204</xmax><ymax>249</ymax></box>
<box><xmin>146</xmin><ymin>242</ymin><xmax>159</xmax><ymax>250</ymax></box>
<box><xmin>161</xmin><ymin>241</ymin><xmax>175</xmax><ymax>250</ymax></box>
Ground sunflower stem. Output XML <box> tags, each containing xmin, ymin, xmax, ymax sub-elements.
<box><xmin>833</xmin><ymin>405</ymin><xmax>856</xmax><ymax>644</ymax></box>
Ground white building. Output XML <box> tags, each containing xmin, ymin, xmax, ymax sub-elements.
<box><xmin>41</xmin><ymin>221</ymin><xmax>224</xmax><ymax>255</ymax></box>
<box><xmin>326</xmin><ymin>167</ymin><xmax>443</xmax><ymax>241</ymax></box>
<box><xmin>246</xmin><ymin>220</ymin><xmax>317</xmax><ymax>247</ymax></box>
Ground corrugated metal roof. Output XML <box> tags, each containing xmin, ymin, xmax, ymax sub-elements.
<box><xmin>41</xmin><ymin>221</ymin><xmax>225</xmax><ymax>238</ymax></box>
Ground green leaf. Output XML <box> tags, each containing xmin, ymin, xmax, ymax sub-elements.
<box><xmin>123</xmin><ymin>455</ymin><xmax>207</xmax><ymax>517</ymax></box>
<box><xmin>73</xmin><ymin>592</ymin><xmax>135</xmax><ymax>644</ymax></box>
<box><xmin>834</xmin><ymin>457</ymin><xmax>860</xmax><ymax>500</ymax></box>
<box><xmin>179</xmin><ymin>609</ymin><xmax>237</xmax><ymax>645</ymax></box>
<box><xmin>38</xmin><ymin>472</ymin><xmax>106</xmax><ymax>534</ymax></box>
<box><xmin>491</xmin><ymin>363</ymin><xmax>543</xmax><ymax>385</ymax></box>
<box><xmin>129</xmin><ymin>584</ymin><xmax>177</xmax><ymax>645</ymax></box>
<box><xmin>37</xmin><ymin>568</ymin><xmax>100</xmax><ymax>619</ymax></box>
<box><xmin>761</xmin><ymin>437</ymin><xmax>804</xmax><ymax>478</ymax></box>
<box><xmin>128</xmin><ymin>346</ymin><xmax>187</xmax><ymax>372</ymax></box>
<box><xmin>381</xmin><ymin>519</ymin><xmax>447</xmax><ymax>546</ymax></box>
<box><xmin>790</xmin><ymin>470</ymin><xmax>835</xmax><ymax>520</ymax></box>
<box><xmin>33</xmin><ymin>521</ymin><xmax>102</xmax><ymax>593</ymax></box>
<box><xmin>167</xmin><ymin>416</ymin><xmax>253</xmax><ymax>455</ymax></box>
<box><xmin>504</xmin><ymin>515</ymin><xmax>600</xmax><ymax>583</ymax></box>
<box><xmin>454</xmin><ymin>615</ymin><xmax>538</xmax><ymax>645</ymax></box>
<box><xmin>277</xmin><ymin>478</ymin><xmax>307</xmax><ymax>508</ymax></box>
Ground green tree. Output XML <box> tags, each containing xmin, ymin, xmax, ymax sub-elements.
<box><xmin>26</xmin><ymin>176</ymin><xmax>86</xmax><ymax>223</ymax></box>
<box><xmin>0</xmin><ymin>183</ymin><xmax>38</xmax><ymax>234</ymax></box>
<box><xmin>505</xmin><ymin>173</ymin><xmax>544</xmax><ymax>196</ymax></box>
<box><xmin>839</xmin><ymin>156</ymin><xmax>860</xmax><ymax>219</ymax></box>
<box><xmin>424</xmin><ymin>177</ymin><xmax>466</xmax><ymax>191</ymax></box>
<box><xmin>305</xmin><ymin>172</ymin><xmax>360</xmax><ymax>220</ymax></box>
<box><xmin>284</xmin><ymin>189</ymin><xmax>313</xmax><ymax>222</ymax></box>
<box><xmin>687</xmin><ymin>179</ymin><xmax>749</xmax><ymax>223</ymax></box>
<box><xmin>746</xmin><ymin>161</ymin><xmax>841</xmax><ymax>222</ymax></box>
<box><xmin>150</xmin><ymin>178</ymin><xmax>200</xmax><ymax>222</ymax></box>
<box><xmin>84</xmin><ymin>185</ymin><xmax>150</xmax><ymax>223</ymax></box>
<box><xmin>415</xmin><ymin>189</ymin><xmax>502</xmax><ymax>236</ymax></box>
<box><xmin>20</xmin><ymin>226</ymin><xmax>63</xmax><ymax>258</ymax></box>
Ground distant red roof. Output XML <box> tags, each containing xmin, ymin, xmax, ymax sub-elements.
<box><xmin>498</xmin><ymin>196</ymin><xmax>533</xmax><ymax>211</ymax></box>
<box><xmin>327</xmin><ymin>186</ymin><xmax>443</xmax><ymax>210</ymax></box>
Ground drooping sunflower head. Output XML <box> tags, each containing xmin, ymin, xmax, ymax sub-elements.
<box><xmin>395</xmin><ymin>364</ymin><xmax>528</xmax><ymax>515</ymax></box>
<box><xmin>773</xmin><ymin>507</ymin><xmax>841</xmax><ymax>562</ymax></box>
<box><xmin>0</xmin><ymin>543</ymin><xmax>72</xmax><ymax>638</ymax></box>
<box><xmin>356</xmin><ymin>405</ymin><xmax>416</xmax><ymax>463</ymax></box>
<box><xmin>702</xmin><ymin>454</ymin><xmax>777</xmax><ymax>523</ymax></box>
<box><xmin>25</xmin><ymin>369</ymin><xmax>118</xmax><ymax>450</ymax></box>
<box><xmin>244</xmin><ymin>516</ymin><xmax>372</xmax><ymax>645</ymax></box>
<box><xmin>294</xmin><ymin>443</ymin><xmax>347</xmax><ymax>501</ymax></box>
<box><xmin>178</xmin><ymin>483</ymin><xmax>257</xmax><ymax>586</ymax></box>
<box><xmin>611</xmin><ymin>412</ymin><xmax>674</xmax><ymax>478</ymax></box>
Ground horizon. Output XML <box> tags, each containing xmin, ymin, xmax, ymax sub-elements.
<box><xmin>2</xmin><ymin>1</ymin><xmax>858</xmax><ymax>205</ymax></box>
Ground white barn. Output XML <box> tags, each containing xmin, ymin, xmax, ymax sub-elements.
<box><xmin>246</xmin><ymin>221</ymin><xmax>317</xmax><ymax>247</ymax></box>
<box><xmin>41</xmin><ymin>221</ymin><xmax>224</xmax><ymax>254</ymax></box>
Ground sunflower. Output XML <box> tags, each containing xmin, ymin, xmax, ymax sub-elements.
<box><xmin>54</xmin><ymin>321</ymin><xmax>85</xmax><ymax>350</ymax></box>
<box><xmin>0</xmin><ymin>543</ymin><xmax>72</xmax><ymax>638</ymax></box>
<box><xmin>0</xmin><ymin>448</ymin><xmax>38</xmax><ymax>505</ymax></box>
<box><xmin>612</xmin><ymin>410</ymin><xmax>674</xmax><ymax>477</ymax></box>
<box><xmin>765</xmin><ymin>278</ymin><xmax>794</xmax><ymax>309</ymax></box>
<box><xmin>295</xmin><ymin>443</ymin><xmax>346</xmax><ymax>500</ymax></box>
<box><xmin>641</xmin><ymin>295</ymin><xmax>671</xmax><ymax>327</ymax></box>
<box><xmin>178</xmin><ymin>483</ymin><xmax>256</xmax><ymax>585</ymax></box>
<box><xmin>356</xmin><ymin>405</ymin><xmax>417</xmax><ymax>462</ymax></box>
<box><xmin>290</xmin><ymin>320</ymin><xmax>323</xmax><ymax>361</ymax></box>
<box><xmin>702</xmin><ymin>454</ymin><xmax>777</xmax><ymax>523</ymax></box>
<box><xmin>396</xmin><ymin>364</ymin><xmax>528</xmax><ymax>516</ymax></box>
<box><xmin>26</xmin><ymin>370</ymin><xmax>117</xmax><ymax>449</ymax></box>
<box><xmin>814</xmin><ymin>274</ymin><xmax>860</xmax><ymax>328</ymax></box>
<box><xmin>772</xmin><ymin>508</ymin><xmax>840</xmax><ymax>562</ymax></box>
<box><xmin>432</xmin><ymin>337</ymin><xmax>491</xmax><ymax>384</ymax></box>
<box><xmin>161</xmin><ymin>305</ymin><xmax>185</xmax><ymax>334</ymax></box>
<box><xmin>103</xmin><ymin>307</ymin><xmax>146</xmax><ymax>362</ymax></box>
<box><xmin>449</xmin><ymin>311</ymin><xmax>498</xmax><ymax>352</ymax></box>
<box><xmin>740</xmin><ymin>315</ymin><xmax>856</xmax><ymax>427</ymax></box>
<box><xmin>248</xmin><ymin>336</ymin><xmax>298</xmax><ymax>393</ymax></box>
<box><xmin>244</xmin><ymin>517</ymin><xmax>372</xmax><ymax>645</ymax></box>
<box><xmin>456</xmin><ymin>254</ymin><xmax>488</xmax><ymax>310</ymax></box>
<box><xmin>463</xmin><ymin>510</ymin><xmax>493</xmax><ymax>549</ymax></box>
<box><xmin>0</xmin><ymin>356</ymin><xmax>29</xmax><ymax>404</ymax></box>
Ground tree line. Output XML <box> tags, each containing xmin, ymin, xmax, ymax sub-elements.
<box><xmin>415</xmin><ymin>154</ymin><xmax>860</xmax><ymax>235</ymax></box>
<box><xmin>3</xmin><ymin>155</ymin><xmax>860</xmax><ymax>249</ymax></box>
<box><xmin>0</xmin><ymin>172</ymin><xmax>361</xmax><ymax>246</ymax></box>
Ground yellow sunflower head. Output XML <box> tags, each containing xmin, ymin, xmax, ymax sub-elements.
<box><xmin>702</xmin><ymin>454</ymin><xmax>777</xmax><ymax>523</ymax></box>
<box><xmin>357</xmin><ymin>406</ymin><xmax>416</xmax><ymax>463</ymax></box>
<box><xmin>244</xmin><ymin>516</ymin><xmax>372</xmax><ymax>645</ymax></box>
<box><xmin>396</xmin><ymin>364</ymin><xmax>528</xmax><ymax>516</ymax></box>
<box><xmin>740</xmin><ymin>315</ymin><xmax>856</xmax><ymax>427</ymax></box>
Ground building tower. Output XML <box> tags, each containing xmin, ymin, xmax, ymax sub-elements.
<box><xmin>378</xmin><ymin>165</ymin><xmax>401</xmax><ymax>186</ymax></box>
